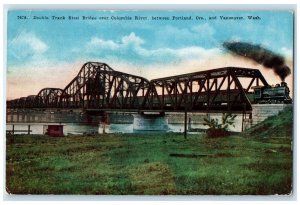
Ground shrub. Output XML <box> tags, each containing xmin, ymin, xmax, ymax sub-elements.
<box><xmin>203</xmin><ymin>113</ymin><xmax>237</xmax><ymax>138</ymax></box>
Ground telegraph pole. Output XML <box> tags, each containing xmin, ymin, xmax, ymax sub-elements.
<box><xmin>184</xmin><ymin>82</ymin><xmax>188</xmax><ymax>139</ymax></box>
<box><xmin>184</xmin><ymin>109</ymin><xmax>187</xmax><ymax>139</ymax></box>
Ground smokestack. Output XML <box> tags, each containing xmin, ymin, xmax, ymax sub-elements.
<box><xmin>223</xmin><ymin>41</ymin><xmax>291</xmax><ymax>81</ymax></box>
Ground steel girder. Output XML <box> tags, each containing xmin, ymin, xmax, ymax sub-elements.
<box><xmin>60</xmin><ymin>62</ymin><xmax>151</xmax><ymax>109</ymax></box>
<box><xmin>145</xmin><ymin>67</ymin><xmax>268</xmax><ymax>112</ymax></box>
<box><xmin>24</xmin><ymin>95</ymin><xmax>37</xmax><ymax>108</ymax></box>
<box><xmin>7</xmin><ymin>98</ymin><xmax>21</xmax><ymax>108</ymax></box>
<box><xmin>6</xmin><ymin>88</ymin><xmax>63</xmax><ymax>108</ymax></box>
<box><xmin>85</xmin><ymin>70</ymin><xmax>151</xmax><ymax>109</ymax></box>
<box><xmin>35</xmin><ymin>88</ymin><xmax>64</xmax><ymax>108</ymax></box>
<box><xmin>61</xmin><ymin>62</ymin><xmax>114</xmax><ymax>108</ymax></box>
<box><xmin>6</xmin><ymin>64</ymin><xmax>269</xmax><ymax>112</ymax></box>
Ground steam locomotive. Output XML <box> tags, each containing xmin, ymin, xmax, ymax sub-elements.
<box><xmin>252</xmin><ymin>82</ymin><xmax>292</xmax><ymax>104</ymax></box>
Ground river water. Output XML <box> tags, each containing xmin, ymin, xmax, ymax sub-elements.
<box><xmin>6</xmin><ymin>118</ymin><xmax>244</xmax><ymax>135</ymax></box>
<box><xmin>6</xmin><ymin>111</ymin><xmax>247</xmax><ymax>135</ymax></box>
<box><xmin>6</xmin><ymin>123</ymin><xmax>210</xmax><ymax>135</ymax></box>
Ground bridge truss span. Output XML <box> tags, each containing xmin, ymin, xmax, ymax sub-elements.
<box><xmin>7</xmin><ymin>63</ymin><xmax>269</xmax><ymax>113</ymax></box>
<box><xmin>7</xmin><ymin>88</ymin><xmax>64</xmax><ymax>108</ymax></box>
<box><xmin>35</xmin><ymin>88</ymin><xmax>64</xmax><ymax>108</ymax></box>
<box><xmin>146</xmin><ymin>67</ymin><xmax>269</xmax><ymax>112</ymax></box>
<box><xmin>60</xmin><ymin>62</ymin><xmax>151</xmax><ymax>109</ymax></box>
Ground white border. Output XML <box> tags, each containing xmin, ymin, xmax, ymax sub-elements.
<box><xmin>1</xmin><ymin>1</ymin><xmax>299</xmax><ymax>204</ymax></box>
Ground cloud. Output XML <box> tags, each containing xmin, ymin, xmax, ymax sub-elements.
<box><xmin>121</xmin><ymin>32</ymin><xmax>144</xmax><ymax>46</ymax></box>
<box><xmin>88</xmin><ymin>37</ymin><xmax>119</xmax><ymax>50</ymax></box>
<box><xmin>191</xmin><ymin>23</ymin><xmax>215</xmax><ymax>36</ymax></box>
<box><xmin>85</xmin><ymin>32</ymin><xmax>221</xmax><ymax>65</ymax></box>
<box><xmin>136</xmin><ymin>46</ymin><xmax>221</xmax><ymax>62</ymax></box>
<box><xmin>86</xmin><ymin>32</ymin><xmax>144</xmax><ymax>54</ymax></box>
<box><xmin>8</xmin><ymin>31</ymin><xmax>48</xmax><ymax>61</ymax></box>
<box><xmin>280</xmin><ymin>47</ymin><xmax>293</xmax><ymax>60</ymax></box>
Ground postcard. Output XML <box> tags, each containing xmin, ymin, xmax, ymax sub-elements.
<box><xmin>5</xmin><ymin>9</ymin><xmax>294</xmax><ymax>196</ymax></box>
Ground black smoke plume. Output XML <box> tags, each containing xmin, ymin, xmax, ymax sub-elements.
<box><xmin>223</xmin><ymin>41</ymin><xmax>291</xmax><ymax>81</ymax></box>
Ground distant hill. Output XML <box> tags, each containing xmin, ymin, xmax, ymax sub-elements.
<box><xmin>244</xmin><ymin>106</ymin><xmax>293</xmax><ymax>138</ymax></box>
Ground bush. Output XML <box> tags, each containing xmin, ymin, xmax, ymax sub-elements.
<box><xmin>203</xmin><ymin>113</ymin><xmax>237</xmax><ymax>138</ymax></box>
<box><xmin>206</xmin><ymin>128</ymin><xmax>230</xmax><ymax>138</ymax></box>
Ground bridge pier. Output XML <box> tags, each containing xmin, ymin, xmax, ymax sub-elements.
<box><xmin>250</xmin><ymin>104</ymin><xmax>292</xmax><ymax>125</ymax></box>
<box><xmin>132</xmin><ymin>112</ymin><xmax>169</xmax><ymax>131</ymax></box>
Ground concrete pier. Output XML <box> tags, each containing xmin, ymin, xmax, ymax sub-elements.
<box><xmin>250</xmin><ymin>104</ymin><xmax>292</xmax><ymax>125</ymax></box>
<box><xmin>132</xmin><ymin>113</ymin><xmax>169</xmax><ymax>131</ymax></box>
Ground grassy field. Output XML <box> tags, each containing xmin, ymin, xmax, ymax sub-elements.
<box><xmin>6</xmin><ymin>108</ymin><xmax>293</xmax><ymax>195</ymax></box>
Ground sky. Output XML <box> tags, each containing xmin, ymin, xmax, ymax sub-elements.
<box><xmin>6</xmin><ymin>10</ymin><xmax>294</xmax><ymax>100</ymax></box>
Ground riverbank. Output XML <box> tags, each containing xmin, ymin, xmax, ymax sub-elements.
<box><xmin>6</xmin><ymin>131</ymin><xmax>292</xmax><ymax>195</ymax></box>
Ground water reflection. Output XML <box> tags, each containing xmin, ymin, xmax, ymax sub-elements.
<box><xmin>6</xmin><ymin>123</ymin><xmax>208</xmax><ymax>135</ymax></box>
<box><xmin>6</xmin><ymin>115</ymin><xmax>243</xmax><ymax>135</ymax></box>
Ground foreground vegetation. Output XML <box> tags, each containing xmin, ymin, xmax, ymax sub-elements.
<box><xmin>6</xmin><ymin>108</ymin><xmax>293</xmax><ymax>195</ymax></box>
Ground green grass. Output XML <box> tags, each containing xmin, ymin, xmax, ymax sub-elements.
<box><xmin>6</xmin><ymin>132</ymin><xmax>292</xmax><ymax>195</ymax></box>
<box><xmin>245</xmin><ymin>106</ymin><xmax>293</xmax><ymax>139</ymax></box>
<box><xmin>6</xmin><ymin>107</ymin><xmax>293</xmax><ymax>195</ymax></box>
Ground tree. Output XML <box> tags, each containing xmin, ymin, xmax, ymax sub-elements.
<box><xmin>203</xmin><ymin>113</ymin><xmax>237</xmax><ymax>138</ymax></box>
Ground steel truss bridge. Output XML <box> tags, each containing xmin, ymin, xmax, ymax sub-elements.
<box><xmin>7</xmin><ymin>62</ymin><xmax>269</xmax><ymax>113</ymax></box>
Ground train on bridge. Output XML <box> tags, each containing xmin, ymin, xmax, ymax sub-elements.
<box><xmin>6</xmin><ymin>62</ymin><xmax>292</xmax><ymax>113</ymax></box>
<box><xmin>252</xmin><ymin>82</ymin><xmax>292</xmax><ymax>104</ymax></box>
